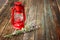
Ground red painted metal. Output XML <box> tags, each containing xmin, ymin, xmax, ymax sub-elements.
<box><xmin>11</xmin><ymin>2</ymin><xmax>26</xmax><ymax>30</ymax></box>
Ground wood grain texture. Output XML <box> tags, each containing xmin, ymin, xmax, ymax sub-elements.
<box><xmin>0</xmin><ymin>0</ymin><xmax>60</xmax><ymax>40</ymax></box>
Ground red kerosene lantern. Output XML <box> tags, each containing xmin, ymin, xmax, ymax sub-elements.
<box><xmin>11</xmin><ymin>2</ymin><xmax>26</xmax><ymax>30</ymax></box>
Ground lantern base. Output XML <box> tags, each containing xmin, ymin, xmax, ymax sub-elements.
<box><xmin>13</xmin><ymin>23</ymin><xmax>24</xmax><ymax>30</ymax></box>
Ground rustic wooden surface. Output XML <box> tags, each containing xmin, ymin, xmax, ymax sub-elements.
<box><xmin>0</xmin><ymin>0</ymin><xmax>60</xmax><ymax>40</ymax></box>
<box><xmin>49</xmin><ymin>0</ymin><xmax>60</xmax><ymax>40</ymax></box>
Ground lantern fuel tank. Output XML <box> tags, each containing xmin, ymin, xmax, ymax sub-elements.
<box><xmin>11</xmin><ymin>2</ymin><xmax>26</xmax><ymax>30</ymax></box>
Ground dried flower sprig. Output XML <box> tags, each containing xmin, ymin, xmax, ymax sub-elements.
<box><xmin>4</xmin><ymin>20</ymin><xmax>40</xmax><ymax>38</ymax></box>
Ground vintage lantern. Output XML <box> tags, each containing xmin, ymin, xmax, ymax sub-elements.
<box><xmin>11</xmin><ymin>2</ymin><xmax>26</xmax><ymax>30</ymax></box>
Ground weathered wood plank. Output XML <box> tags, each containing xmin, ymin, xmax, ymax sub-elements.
<box><xmin>49</xmin><ymin>0</ymin><xmax>60</xmax><ymax>40</ymax></box>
